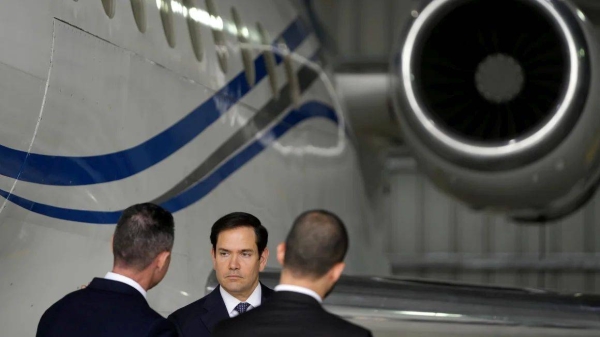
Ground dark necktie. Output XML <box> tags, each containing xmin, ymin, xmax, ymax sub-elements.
<box><xmin>234</xmin><ymin>302</ymin><xmax>250</xmax><ymax>314</ymax></box>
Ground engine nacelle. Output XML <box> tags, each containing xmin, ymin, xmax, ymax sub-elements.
<box><xmin>392</xmin><ymin>0</ymin><xmax>600</xmax><ymax>222</ymax></box>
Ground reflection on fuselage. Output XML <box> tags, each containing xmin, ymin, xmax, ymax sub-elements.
<box><xmin>343</xmin><ymin>314</ymin><xmax>599</xmax><ymax>337</ymax></box>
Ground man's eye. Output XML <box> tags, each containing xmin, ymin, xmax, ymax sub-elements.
<box><xmin>220</xmin><ymin>252</ymin><xmax>229</xmax><ymax>256</ymax></box>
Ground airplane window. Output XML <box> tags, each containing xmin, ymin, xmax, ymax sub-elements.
<box><xmin>130</xmin><ymin>0</ymin><xmax>146</xmax><ymax>33</ymax></box>
<box><xmin>205</xmin><ymin>0</ymin><xmax>228</xmax><ymax>73</ymax></box>
<box><xmin>257</xmin><ymin>22</ymin><xmax>279</xmax><ymax>99</ymax></box>
<box><xmin>183</xmin><ymin>0</ymin><xmax>204</xmax><ymax>61</ymax></box>
<box><xmin>101</xmin><ymin>0</ymin><xmax>115</xmax><ymax>18</ymax></box>
<box><xmin>279</xmin><ymin>38</ymin><xmax>300</xmax><ymax>107</ymax></box>
<box><xmin>158</xmin><ymin>0</ymin><xmax>176</xmax><ymax>48</ymax></box>
<box><xmin>231</xmin><ymin>7</ymin><xmax>255</xmax><ymax>86</ymax></box>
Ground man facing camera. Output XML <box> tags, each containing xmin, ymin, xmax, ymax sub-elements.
<box><xmin>168</xmin><ymin>212</ymin><xmax>273</xmax><ymax>337</ymax></box>
<box><xmin>36</xmin><ymin>203</ymin><xmax>178</xmax><ymax>337</ymax></box>
<box><xmin>213</xmin><ymin>210</ymin><xmax>373</xmax><ymax>337</ymax></box>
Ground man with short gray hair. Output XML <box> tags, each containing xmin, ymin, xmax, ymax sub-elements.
<box><xmin>36</xmin><ymin>203</ymin><xmax>178</xmax><ymax>337</ymax></box>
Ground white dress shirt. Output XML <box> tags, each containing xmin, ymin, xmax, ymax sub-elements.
<box><xmin>104</xmin><ymin>272</ymin><xmax>147</xmax><ymax>299</ymax></box>
<box><xmin>274</xmin><ymin>284</ymin><xmax>323</xmax><ymax>303</ymax></box>
<box><xmin>220</xmin><ymin>284</ymin><xmax>262</xmax><ymax>317</ymax></box>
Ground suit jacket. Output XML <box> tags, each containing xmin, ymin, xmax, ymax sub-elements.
<box><xmin>213</xmin><ymin>291</ymin><xmax>372</xmax><ymax>337</ymax></box>
<box><xmin>168</xmin><ymin>283</ymin><xmax>274</xmax><ymax>337</ymax></box>
<box><xmin>36</xmin><ymin>278</ymin><xmax>177</xmax><ymax>337</ymax></box>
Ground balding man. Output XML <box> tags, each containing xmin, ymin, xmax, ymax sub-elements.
<box><xmin>213</xmin><ymin>209</ymin><xmax>372</xmax><ymax>337</ymax></box>
<box><xmin>36</xmin><ymin>203</ymin><xmax>178</xmax><ymax>337</ymax></box>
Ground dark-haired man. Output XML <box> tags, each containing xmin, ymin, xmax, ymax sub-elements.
<box><xmin>36</xmin><ymin>203</ymin><xmax>177</xmax><ymax>337</ymax></box>
<box><xmin>168</xmin><ymin>212</ymin><xmax>273</xmax><ymax>337</ymax></box>
<box><xmin>213</xmin><ymin>210</ymin><xmax>372</xmax><ymax>337</ymax></box>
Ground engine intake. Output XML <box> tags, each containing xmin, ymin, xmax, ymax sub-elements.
<box><xmin>395</xmin><ymin>0</ymin><xmax>589</xmax><ymax>170</ymax></box>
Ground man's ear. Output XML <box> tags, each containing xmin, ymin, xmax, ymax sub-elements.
<box><xmin>329</xmin><ymin>262</ymin><xmax>345</xmax><ymax>283</ymax></box>
<box><xmin>259</xmin><ymin>247</ymin><xmax>269</xmax><ymax>271</ymax></box>
<box><xmin>210</xmin><ymin>247</ymin><xmax>217</xmax><ymax>270</ymax></box>
<box><xmin>156</xmin><ymin>251</ymin><xmax>171</xmax><ymax>270</ymax></box>
<box><xmin>276</xmin><ymin>243</ymin><xmax>286</xmax><ymax>266</ymax></box>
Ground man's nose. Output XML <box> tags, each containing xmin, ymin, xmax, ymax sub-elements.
<box><xmin>229</xmin><ymin>255</ymin><xmax>240</xmax><ymax>269</ymax></box>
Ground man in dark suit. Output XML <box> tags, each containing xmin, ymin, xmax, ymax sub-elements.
<box><xmin>36</xmin><ymin>203</ymin><xmax>178</xmax><ymax>337</ymax></box>
<box><xmin>168</xmin><ymin>212</ymin><xmax>274</xmax><ymax>337</ymax></box>
<box><xmin>213</xmin><ymin>209</ymin><xmax>373</xmax><ymax>337</ymax></box>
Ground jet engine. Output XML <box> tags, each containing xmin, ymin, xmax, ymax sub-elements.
<box><xmin>392</xmin><ymin>0</ymin><xmax>600</xmax><ymax>222</ymax></box>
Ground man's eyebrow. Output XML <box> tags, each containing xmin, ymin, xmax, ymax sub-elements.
<box><xmin>217</xmin><ymin>248</ymin><xmax>255</xmax><ymax>253</ymax></box>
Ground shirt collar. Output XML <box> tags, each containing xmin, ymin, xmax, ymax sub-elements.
<box><xmin>219</xmin><ymin>283</ymin><xmax>262</xmax><ymax>317</ymax></box>
<box><xmin>104</xmin><ymin>272</ymin><xmax>147</xmax><ymax>299</ymax></box>
<box><xmin>274</xmin><ymin>284</ymin><xmax>322</xmax><ymax>303</ymax></box>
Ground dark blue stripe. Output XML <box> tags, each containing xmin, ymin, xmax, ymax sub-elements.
<box><xmin>0</xmin><ymin>17</ymin><xmax>311</xmax><ymax>186</ymax></box>
<box><xmin>0</xmin><ymin>101</ymin><xmax>339</xmax><ymax>224</ymax></box>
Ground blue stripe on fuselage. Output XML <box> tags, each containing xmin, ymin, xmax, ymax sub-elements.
<box><xmin>0</xmin><ymin>101</ymin><xmax>339</xmax><ymax>224</ymax></box>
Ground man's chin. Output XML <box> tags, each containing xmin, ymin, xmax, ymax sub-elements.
<box><xmin>223</xmin><ymin>279</ymin><xmax>245</xmax><ymax>289</ymax></box>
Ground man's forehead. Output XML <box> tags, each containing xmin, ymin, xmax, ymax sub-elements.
<box><xmin>216</xmin><ymin>227</ymin><xmax>257</xmax><ymax>248</ymax></box>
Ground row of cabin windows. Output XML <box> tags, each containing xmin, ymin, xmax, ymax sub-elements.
<box><xmin>99</xmin><ymin>0</ymin><xmax>299</xmax><ymax>102</ymax></box>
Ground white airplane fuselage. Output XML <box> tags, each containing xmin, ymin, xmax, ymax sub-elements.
<box><xmin>0</xmin><ymin>1</ymin><xmax>389</xmax><ymax>335</ymax></box>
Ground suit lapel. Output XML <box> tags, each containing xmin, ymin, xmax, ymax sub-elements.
<box><xmin>200</xmin><ymin>286</ymin><xmax>230</xmax><ymax>333</ymax></box>
<box><xmin>260</xmin><ymin>282</ymin><xmax>274</xmax><ymax>302</ymax></box>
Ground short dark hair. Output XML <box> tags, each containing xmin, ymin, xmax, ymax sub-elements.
<box><xmin>284</xmin><ymin>210</ymin><xmax>349</xmax><ymax>278</ymax></box>
<box><xmin>210</xmin><ymin>212</ymin><xmax>268</xmax><ymax>256</ymax></box>
<box><xmin>113</xmin><ymin>203</ymin><xmax>174</xmax><ymax>270</ymax></box>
